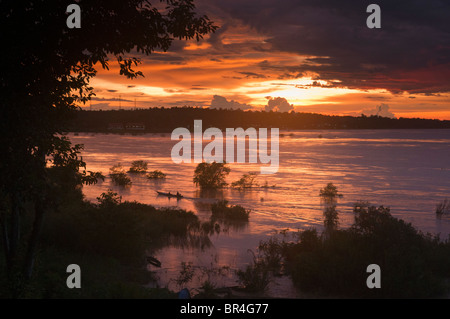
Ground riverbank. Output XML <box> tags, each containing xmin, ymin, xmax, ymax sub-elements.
<box><xmin>69</xmin><ymin>108</ymin><xmax>450</xmax><ymax>134</ymax></box>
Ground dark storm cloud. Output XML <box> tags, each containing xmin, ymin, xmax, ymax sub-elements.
<box><xmin>238</xmin><ymin>71</ymin><xmax>268</xmax><ymax>79</ymax></box>
<box><xmin>202</xmin><ymin>0</ymin><xmax>450</xmax><ymax>94</ymax></box>
<box><xmin>141</xmin><ymin>51</ymin><xmax>187</xmax><ymax>64</ymax></box>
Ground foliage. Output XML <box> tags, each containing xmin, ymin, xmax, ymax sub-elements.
<box><xmin>284</xmin><ymin>204</ymin><xmax>450</xmax><ymax>298</ymax></box>
<box><xmin>0</xmin><ymin>186</ymin><xmax>209</xmax><ymax>297</ymax></box>
<box><xmin>323</xmin><ymin>205</ymin><xmax>339</xmax><ymax>231</ymax></box>
<box><xmin>211</xmin><ymin>200</ymin><xmax>250</xmax><ymax>222</ymax></box>
<box><xmin>236</xmin><ymin>251</ymin><xmax>271</xmax><ymax>293</ymax></box>
<box><xmin>197</xmin><ymin>280</ymin><xmax>217</xmax><ymax>299</ymax></box>
<box><xmin>128</xmin><ymin>160</ymin><xmax>148</xmax><ymax>174</ymax></box>
<box><xmin>174</xmin><ymin>262</ymin><xmax>195</xmax><ymax>288</ymax></box>
<box><xmin>319</xmin><ymin>183</ymin><xmax>343</xmax><ymax>199</ymax></box>
<box><xmin>0</xmin><ymin>0</ymin><xmax>217</xmax><ymax>284</ymax></box>
<box><xmin>193</xmin><ymin>162</ymin><xmax>230</xmax><ymax>189</ymax></box>
<box><xmin>96</xmin><ymin>189</ymin><xmax>122</xmax><ymax>208</ymax></box>
<box><xmin>194</xmin><ymin>262</ymin><xmax>231</xmax><ymax>298</ymax></box>
<box><xmin>231</xmin><ymin>173</ymin><xmax>259</xmax><ymax>190</ymax></box>
<box><xmin>109</xmin><ymin>164</ymin><xmax>132</xmax><ymax>186</ymax></box>
<box><xmin>436</xmin><ymin>199</ymin><xmax>450</xmax><ymax>217</ymax></box>
<box><xmin>147</xmin><ymin>170</ymin><xmax>167</xmax><ymax>179</ymax></box>
<box><xmin>257</xmin><ymin>231</ymin><xmax>291</xmax><ymax>273</ymax></box>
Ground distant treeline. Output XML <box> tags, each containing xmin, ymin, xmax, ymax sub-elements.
<box><xmin>69</xmin><ymin>107</ymin><xmax>450</xmax><ymax>132</ymax></box>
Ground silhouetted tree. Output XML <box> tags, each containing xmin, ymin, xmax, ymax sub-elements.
<box><xmin>193</xmin><ymin>162</ymin><xmax>230</xmax><ymax>189</ymax></box>
<box><xmin>0</xmin><ymin>0</ymin><xmax>216</xmax><ymax>291</ymax></box>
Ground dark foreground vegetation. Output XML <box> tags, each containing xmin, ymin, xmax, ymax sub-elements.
<box><xmin>70</xmin><ymin>108</ymin><xmax>450</xmax><ymax>133</ymax></box>
<box><xmin>1</xmin><ymin>0</ymin><xmax>217</xmax><ymax>299</ymax></box>
<box><xmin>248</xmin><ymin>202</ymin><xmax>450</xmax><ymax>298</ymax></box>
<box><xmin>0</xmin><ymin>181</ymin><xmax>214</xmax><ymax>298</ymax></box>
<box><xmin>288</xmin><ymin>205</ymin><xmax>450</xmax><ymax>298</ymax></box>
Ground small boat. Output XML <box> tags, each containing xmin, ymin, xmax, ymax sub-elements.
<box><xmin>156</xmin><ymin>191</ymin><xmax>184</xmax><ymax>199</ymax></box>
<box><xmin>146</xmin><ymin>256</ymin><xmax>162</xmax><ymax>267</ymax></box>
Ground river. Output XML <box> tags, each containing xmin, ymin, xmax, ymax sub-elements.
<box><xmin>69</xmin><ymin>129</ymin><xmax>450</xmax><ymax>297</ymax></box>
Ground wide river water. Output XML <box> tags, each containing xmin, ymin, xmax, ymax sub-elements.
<box><xmin>69</xmin><ymin>129</ymin><xmax>450</xmax><ymax>297</ymax></box>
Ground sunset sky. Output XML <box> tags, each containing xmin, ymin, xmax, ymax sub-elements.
<box><xmin>85</xmin><ymin>0</ymin><xmax>450</xmax><ymax>120</ymax></box>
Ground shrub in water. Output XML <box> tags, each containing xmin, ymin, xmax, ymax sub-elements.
<box><xmin>109</xmin><ymin>163</ymin><xmax>132</xmax><ymax>186</ymax></box>
<box><xmin>436</xmin><ymin>199</ymin><xmax>450</xmax><ymax>217</ymax></box>
<box><xmin>211</xmin><ymin>200</ymin><xmax>249</xmax><ymax>221</ymax></box>
<box><xmin>128</xmin><ymin>160</ymin><xmax>148</xmax><ymax>174</ymax></box>
<box><xmin>236</xmin><ymin>257</ymin><xmax>270</xmax><ymax>293</ymax></box>
<box><xmin>193</xmin><ymin>162</ymin><xmax>230</xmax><ymax>189</ymax></box>
<box><xmin>231</xmin><ymin>173</ymin><xmax>258</xmax><ymax>190</ymax></box>
<box><xmin>147</xmin><ymin>170</ymin><xmax>167</xmax><ymax>179</ymax></box>
<box><xmin>319</xmin><ymin>183</ymin><xmax>343</xmax><ymax>199</ymax></box>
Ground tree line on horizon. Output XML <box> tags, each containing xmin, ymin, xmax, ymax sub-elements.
<box><xmin>69</xmin><ymin>107</ymin><xmax>450</xmax><ymax>132</ymax></box>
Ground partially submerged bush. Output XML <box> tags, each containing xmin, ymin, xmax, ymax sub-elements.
<box><xmin>109</xmin><ymin>163</ymin><xmax>132</xmax><ymax>186</ymax></box>
<box><xmin>260</xmin><ymin>180</ymin><xmax>276</xmax><ymax>188</ymax></box>
<box><xmin>436</xmin><ymin>199</ymin><xmax>450</xmax><ymax>217</ymax></box>
<box><xmin>193</xmin><ymin>162</ymin><xmax>230</xmax><ymax>189</ymax></box>
<box><xmin>236</xmin><ymin>253</ymin><xmax>270</xmax><ymax>293</ymax></box>
<box><xmin>147</xmin><ymin>170</ymin><xmax>167</xmax><ymax>179</ymax></box>
<box><xmin>257</xmin><ymin>233</ymin><xmax>287</xmax><ymax>273</ymax></box>
<box><xmin>211</xmin><ymin>200</ymin><xmax>250</xmax><ymax>221</ymax></box>
<box><xmin>174</xmin><ymin>262</ymin><xmax>195</xmax><ymax>288</ymax></box>
<box><xmin>128</xmin><ymin>160</ymin><xmax>148</xmax><ymax>174</ymax></box>
<box><xmin>231</xmin><ymin>173</ymin><xmax>258</xmax><ymax>190</ymax></box>
<box><xmin>319</xmin><ymin>183</ymin><xmax>343</xmax><ymax>199</ymax></box>
<box><xmin>323</xmin><ymin>205</ymin><xmax>339</xmax><ymax>231</ymax></box>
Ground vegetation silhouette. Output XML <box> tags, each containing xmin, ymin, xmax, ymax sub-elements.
<box><xmin>436</xmin><ymin>199</ymin><xmax>450</xmax><ymax>218</ymax></box>
<box><xmin>319</xmin><ymin>183</ymin><xmax>342</xmax><ymax>235</ymax></box>
<box><xmin>231</xmin><ymin>173</ymin><xmax>259</xmax><ymax>190</ymax></box>
<box><xmin>147</xmin><ymin>170</ymin><xmax>167</xmax><ymax>179</ymax></box>
<box><xmin>70</xmin><ymin>108</ymin><xmax>450</xmax><ymax>133</ymax></box>
<box><xmin>193</xmin><ymin>162</ymin><xmax>231</xmax><ymax>190</ymax></box>
<box><xmin>211</xmin><ymin>200</ymin><xmax>250</xmax><ymax>222</ymax></box>
<box><xmin>109</xmin><ymin>164</ymin><xmax>132</xmax><ymax>187</ymax></box>
<box><xmin>280</xmin><ymin>203</ymin><xmax>450</xmax><ymax>298</ymax></box>
<box><xmin>0</xmin><ymin>0</ymin><xmax>217</xmax><ymax>296</ymax></box>
<box><xmin>128</xmin><ymin>160</ymin><xmax>148</xmax><ymax>174</ymax></box>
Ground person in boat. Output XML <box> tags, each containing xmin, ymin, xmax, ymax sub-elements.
<box><xmin>176</xmin><ymin>191</ymin><xmax>181</xmax><ymax>197</ymax></box>
<box><xmin>168</xmin><ymin>192</ymin><xmax>172</xmax><ymax>196</ymax></box>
